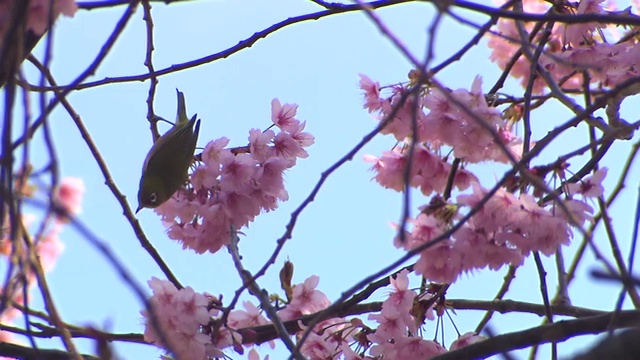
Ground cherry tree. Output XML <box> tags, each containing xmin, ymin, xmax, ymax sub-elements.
<box><xmin>0</xmin><ymin>0</ymin><xmax>639</xmax><ymax>359</ymax></box>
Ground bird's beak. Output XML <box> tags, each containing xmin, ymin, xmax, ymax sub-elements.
<box><xmin>135</xmin><ymin>204</ymin><xmax>143</xmax><ymax>214</ymax></box>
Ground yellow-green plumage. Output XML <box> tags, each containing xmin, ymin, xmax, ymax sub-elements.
<box><xmin>136</xmin><ymin>90</ymin><xmax>201</xmax><ymax>213</ymax></box>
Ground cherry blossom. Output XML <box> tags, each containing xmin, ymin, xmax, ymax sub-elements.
<box><xmin>450</xmin><ymin>331</ymin><xmax>487</xmax><ymax>350</ymax></box>
<box><xmin>386</xmin><ymin>269</ymin><xmax>417</xmax><ymax>312</ymax></box>
<box><xmin>560</xmin><ymin>0</ymin><xmax>607</xmax><ymax>47</ymax></box>
<box><xmin>359</xmin><ymin>74</ymin><xmax>385</xmax><ymax>113</ymax></box>
<box><xmin>36</xmin><ymin>224</ymin><xmax>65</xmax><ymax>273</ymax></box>
<box><xmin>299</xmin><ymin>331</ymin><xmax>340</xmax><ymax>359</ymax></box>
<box><xmin>271</xmin><ymin>99</ymin><xmax>300</xmax><ymax>133</ymax></box>
<box><xmin>53</xmin><ymin>177</ymin><xmax>85</xmax><ymax>221</ymax></box>
<box><xmin>278</xmin><ymin>275</ymin><xmax>331</xmax><ymax>321</ymax></box>
<box><xmin>248</xmin><ymin>348</ymin><xmax>270</xmax><ymax>360</ymax></box>
<box><xmin>394</xmin><ymin>336</ymin><xmax>448</xmax><ymax>358</ymax></box>
<box><xmin>26</xmin><ymin>0</ymin><xmax>78</xmax><ymax>35</ymax></box>
<box><xmin>566</xmin><ymin>168</ymin><xmax>608</xmax><ymax>198</ymax></box>
<box><xmin>229</xmin><ymin>301</ymin><xmax>270</xmax><ymax>330</ymax></box>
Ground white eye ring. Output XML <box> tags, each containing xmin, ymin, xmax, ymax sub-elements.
<box><xmin>150</xmin><ymin>193</ymin><xmax>157</xmax><ymax>203</ymax></box>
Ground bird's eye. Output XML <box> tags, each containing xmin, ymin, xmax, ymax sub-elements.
<box><xmin>150</xmin><ymin>193</ymin><xmax>157</xmax><ymax>203</ymax></box>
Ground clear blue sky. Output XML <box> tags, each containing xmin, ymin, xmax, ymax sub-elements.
<box><xmin>12</xmin><ymin>0</ymin><xmax>640</xmax><ymax>359</ymax></box>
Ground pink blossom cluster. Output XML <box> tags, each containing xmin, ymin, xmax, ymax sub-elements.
<box><xmin>364</xmin><ymin>270</ymin><xmax>485</xmax><ymax>358</ymax></box>
<box><xmin>44</xmin><ymin>177</ymin><xmax>83</xmax><ymax>269</ymax></box>
<box><xmin>277</xmin><ymin>276</ymin><xmax>353</xmax><ymax>359</ymax></box>
<box><xmin>278</xmin><ymin>275</ymin><xmax>331</xmax><ymax>321</ymax></box>
<box><xmin>155</xmin><ymin>99</ymin><xmax>314</xmax><ymax>254</ymax></box>
<box><xmin>283</xmin><ymin>272</ymin><xmax>484</xmax><ymax>359</ymax></box>
<box><xmin>143</xmin><ymin>275</ymin><xmax>336</xmax><ymax>359</ymax></box>
<box><xmin>143</xmin><ymin>278</ymin><xmax>275</xmax><ymax>359</ymax></box>
<box><xmin>365</xmin><ymin>144</ymin><xmax>478</xmax><ymax>196</ymax></box>
<box><xmin>0</xmin><ymin>177</ymin><xmax>84</xmax><ymax>348</ymax></box>
<box><xmin>142</xmin><ymin>278</ymin><xmax>220</xmax><ymax>360</ymax></box>
<box><xmin>144</xmin><ymin>271</ymin><xmax>490</xmax><ymax>359</ymax></box>
<box><xmin>361</xmin><ymin>72</ymin><xmax>604</xmax><ymax>284</ymax></box>
<box><xmin>54</xmin><ymin>176</ymin><xmax>85</xmax><ymax>222</ymax></box>
<box><xmin>274</xmin><ymin>272</ymin><xmax>441</xmax><ymax>359</ymax></box>
<box><xmin>0</xmin><ymin>0</ymin><xmax>77</xmax><ymax>43</ymax></box>
<box><xmin>361</xmin><ymin>75</ymin><xmax>526</xmax><ymax>164</ymax></box>
<box><xmin>395</xmin><ymin>169</ymin><xmax>604</xmax><ymax>284</ymax></box>
<box><xmin>488</xmin><ymin>0</ymin><xmax>640</xmax><ymax>92</ymax></box>
<box><xmin>367</xmin><ymin>269</ymin><xmax>447</xmax><ymax>358</ymax></box>
<box><xmin>245</xmin><ymin>275</ymin><xmax>340</xmax><ymax>359</ymax></box>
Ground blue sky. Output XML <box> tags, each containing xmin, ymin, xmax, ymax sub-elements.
<box><xmin>10</xmin><ymin>0</ymin><xmax>640</xmax><ymax>359</ymax></box>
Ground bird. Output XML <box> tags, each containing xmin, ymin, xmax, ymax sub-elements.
<box><xmin>136</xmin><ymin>89</ymin><xmax>200</xmax><ymax>213</ymax></box>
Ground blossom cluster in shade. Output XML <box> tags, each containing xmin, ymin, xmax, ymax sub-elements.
<box><xmin>360</xmin><ymin>74</ymin><xmax>607</xmax><ymax>284</ymax></box>
<box><xmin>0</xmin><ymin>0</ymin><xmax>77</xmax><ymax>44</ymax></box>
<box><xmin>0</xmin><ymin>177</ymin><xmax>84</xmax><ymax>349</ymax></box>
<box><xmin>155</xmin><ymin>99</ymin><xmax>314</xmax><ymax>254</ymax></box>
<box><xmin>143</xmin><ymin>271</ymin><xmax>486</xmax><ymax>359</ymax></box>
<box><xmin>487</xmin><ymin>0</ymin><xmax>640</xmax><ymax>93</ymax></box>
<box><xmin>142</xmin><ymin>278</ymin><xmax>221</xmax><ymax>360</ymax></box>
<box><xmin>142</xmin><ymin>275</ymin><xmax>332</xmax><ymax>359</ymax></box>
